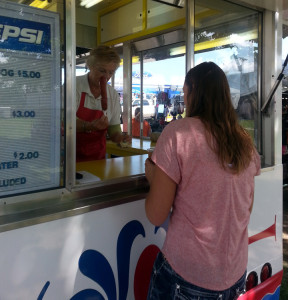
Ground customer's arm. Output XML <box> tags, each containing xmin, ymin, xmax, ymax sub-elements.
<box><xmin>145</xmin><ymin>161</ymin><xmax>176</xmax><ymax>226</ymax></box>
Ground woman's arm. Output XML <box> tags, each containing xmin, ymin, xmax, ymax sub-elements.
<box><xmin>108</xmin><ymin>125</ymin><xmax>132</xmax><ymax>144</ymax></box>
<box><xmin>145</xmin><ymin>159</ymin><xmax>177</xmax><ymax>226</ymax></box>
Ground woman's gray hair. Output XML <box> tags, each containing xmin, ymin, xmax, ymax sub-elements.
<box><xmin>86</xmin><ymin>45</ymin><xmax>121</xmax><ymax>69</ymax></box>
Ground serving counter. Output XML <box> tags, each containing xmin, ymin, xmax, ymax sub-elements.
<box><xmin>0</xmin><ymin>139</ymin><xmax>162</xmax><ymax>299</ymax></box>
<box><xmin>0</xmin><ymin>152</ymin><xmax>165</xmax><ymax>299</ymax></box>
<box><xmin>106</xmin><ymin>138</ymin><xmax>155</xmax><ymax>157</ymax></box>
<box><xmin>76</xmin><ymin>154</ymin><xmax>148</xmax><ymax>182</ymax></box>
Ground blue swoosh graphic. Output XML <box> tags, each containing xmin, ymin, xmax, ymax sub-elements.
<box><xmin>76</xmin><ymin>249</ymin><xmax>117</xmax><ymax>300</ymax></box>
<box><xmin>117</xmin><ymin>220</ymin><xmax>145</xmax><ymax>300</ymax></box>
<box><xmin>37</xmin><ymin>281</ymin><xmax>50</xmax><ymax>300</ymax></box>
<box><xmin>70</xmin><ymin>289</ymin><xmax>105</xmax><ymax>300</ymax></box>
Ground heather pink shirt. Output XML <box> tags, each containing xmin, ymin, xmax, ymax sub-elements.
<box><xmin>151</xmin><ymin>117</ymin><xmax>261</xmax><ymax>291</ymax></box>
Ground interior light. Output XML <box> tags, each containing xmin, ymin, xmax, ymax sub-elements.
<box><xmin>80</xmin><ymin>0</ymin><xmax>103</xmax><ymax>8</ymax></box>
<box><xmin>79</xmin><ymin>0</ymin><xmax>91</xmax><ymax>7</ymax></box>
<box><xmin>170</xmin><ymin>46</ymin><xmax>186</xmax><ymax>56</ymax></box>
<box><xmin>30</xmin><ymin>0</ymin><xmax>51</xmax><ymax>9</ymax></box>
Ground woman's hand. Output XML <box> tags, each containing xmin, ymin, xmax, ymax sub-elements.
<box><xmin>90</xmin><ymin>115</ymin><xmax>108</xmax><ymax>131</ymax></box>
<box><xmin>121</xmin><ymin>132</ymin><xmax>132</xmax><ymax>144</ymax></box>
<box><xmin>110</xmin><ymin>132</ymin><xmax>132</xmax><ymax>144</ymax></box>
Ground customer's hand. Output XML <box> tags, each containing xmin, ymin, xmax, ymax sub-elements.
<box><xmin>145</xmin><ymin>158</ymin><xmax>155</xmax><ymax>185</ymax></box>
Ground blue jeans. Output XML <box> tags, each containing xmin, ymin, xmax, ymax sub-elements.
<box><xmin>147</xmin><ymin>252</ymin><xmax>246</xmax><ymax>300</ymax></box>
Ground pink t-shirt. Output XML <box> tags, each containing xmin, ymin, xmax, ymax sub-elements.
<box><xmin>151</xmin><ymin>117</ymin><xmax>261</xmax><ymax>291</ymax></box>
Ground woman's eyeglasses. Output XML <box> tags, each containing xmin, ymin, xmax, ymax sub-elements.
<box><xmin>96</xmin><ymin>67</ymin><xmax>116</xmax><ymax>77</ymax></box>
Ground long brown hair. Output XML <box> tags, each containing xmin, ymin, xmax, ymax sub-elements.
<box><xmin>184</xmin><ymin>62</ymin><xmax>255</xmax><ymax>174</ymax></box>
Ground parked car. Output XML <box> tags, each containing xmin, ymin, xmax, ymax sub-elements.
<box><xmin>132</xmin><ymin>99</ymin><xmax>155</xmax><ymax>119</ymax></box>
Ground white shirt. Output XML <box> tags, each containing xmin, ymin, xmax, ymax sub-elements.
<box><xmin>76</xmin><ymin>73</ymin><xmax>121</xmax><ymax>126</ymax></box>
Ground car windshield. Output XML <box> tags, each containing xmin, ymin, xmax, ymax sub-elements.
<box><xmin>132</xmin><ymin>100</ymin><xmax>140</xmax><ymax>106</ymax></box>
<box><xmin>133</xmin><ymin>100</ymin><xmax>150</xmax><ymax>106</ymax></box>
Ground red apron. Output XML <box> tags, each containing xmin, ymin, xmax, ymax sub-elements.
<box><xmin>76</xmin><ymin>92</ymin><xmax>107</xmax><ymax>162</ymax></box>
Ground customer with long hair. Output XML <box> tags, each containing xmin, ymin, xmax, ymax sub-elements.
<box><xmin>145</xmin><ymin>62</ymin><xmax>260</xmax><ymax>299</ymax></box>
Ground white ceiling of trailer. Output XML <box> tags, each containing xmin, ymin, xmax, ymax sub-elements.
<box><xmin>76</xmin><ymin>0</ymin><xmax>122</xmax><ymax>11</ymax></box>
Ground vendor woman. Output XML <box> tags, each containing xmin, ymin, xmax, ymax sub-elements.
<box><xmin>76</xmin><ymin>45</ymin><xmax>130</xmax><ymax>162</ymax></box>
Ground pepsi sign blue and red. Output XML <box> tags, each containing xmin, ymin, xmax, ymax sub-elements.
<box><xmin>0</xmin><ymin>16</ymin><xmax>51</xmax><ymax>54</ymax></box>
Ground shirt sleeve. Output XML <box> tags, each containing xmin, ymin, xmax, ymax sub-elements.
<box><xmin>151</xmin><ymin>124</ymin><xmax>181</xmax><ymax>184</ymax></box>
<box><xmin>107</xmin><ymin>124</ymin><xmax>121</xmax><ymax>137</ymax></box>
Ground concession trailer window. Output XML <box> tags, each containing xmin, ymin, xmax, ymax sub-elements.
<box><xmin>73</xmin><ymin>0</ymin><xmax>262</xmax><ymax>188</ymax></box>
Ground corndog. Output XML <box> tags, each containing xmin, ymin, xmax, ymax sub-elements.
<box><xmin>100</xmin><ymin>76</ymin><xmax>107</xmax><ymax>110</ymax></box>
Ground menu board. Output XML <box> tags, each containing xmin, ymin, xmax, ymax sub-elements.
<box><xmin>0</xmin><ymin>2</ymin><xmax>61</xmax><ymax>197</ymax></box>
